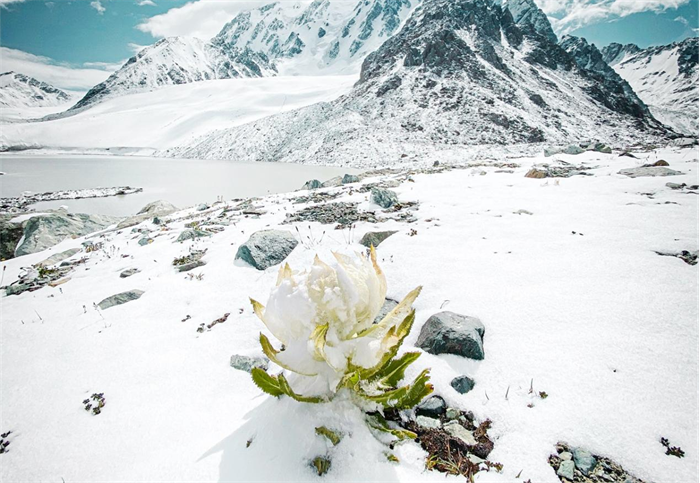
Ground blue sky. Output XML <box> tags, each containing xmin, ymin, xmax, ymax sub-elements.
<box><xmin>0</xmin><ymin>0</ymin><xmax>698</xmax><ymax>89</ymax></box>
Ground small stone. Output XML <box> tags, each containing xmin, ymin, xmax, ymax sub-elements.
<box><xmin>560</xmin><ymin>451</ymin><xmax>572</xmax><ymax>461</ymax></box>
<box><xmin>341</xmin><ymin>174</ymin><xmax>360</xmax><ymax>184</ymax></box>
<box><xmin>445</xmin><ymin>408</ymin><xmax>460</xmax><ymax>420</ymax></box>
<box><xmin>618</xmin><ymin>167</ymin><xmax>682</xmax><ymax>178</ymax></box>
<box><xmin>138</xmin><ymin>237</ymin><xmax>152</xmax><ymax>246</ymax></box>
<box><xmin>196</xmin><ymin>203</ymin><xmax>209</xmax><ymax>211</ymax></box>
<box><xmin>451</xmin><ymin>375</ymin><xmax>476</xmax><ymax>394</ymax></box>
<box><xmin>120</xmin><ymin>268</ymin><xmax>140</xmax><ymax>278</ymax></box>
<box><xmin>230</xmin><ymin>355</ymin><xmax>269</xmax><ymax>373</ymax></box>
<box><xmin>370</xmin><ymin>188</ymin><xmax>399</xmax><ymax>209</ymax></box>
<box><xmin>666</xmin><ymin>182</ymin><xmax>684</xmax><ymax>189</ymax></box>
<box><xmin>37</xmin><ymin>248</ymin><xmax>81</xmax><ymax>267</ymax></box>
<box><xmin>415</xmin><ymin>395</ymin><xmax>446</xmax><ymax>418</ymax></box>
<box><xmin>178</xmin><ymin>260</ymin><xmax>206</xmax><ymax>272</ymax></box>
<box><xmin>572</xmin><ymin>447</ymin><xmax>597</xmax><ymax>475</ymax></box>
<box><xmin>563</xmin><ymin>144</ymin><xmax>585</xmax><ymax>155</ymax></box>
<box><xmin>653</xmin><ymin>160</ymin><xmax>669</xmax><ymax>166</ymax></box>
<box><xmin>97</xmin><ymin>290</ymin><xmax>144</xmax><ymax>310</ymax></box>
<box><xmin>467</xmin><ymin>454</ymin><xmax>484</xmax><ymax>465</ymax></box>
<box><xmin>360</xmin><ymin>230</ymin><xmax>398</xmax><ymax>248</ymax></box>
<box><xmin>513</xmin><ymin>209</ymin><xmax>533</xmax><ymax>215</ymax></box>
<box><xmin>5</xmin><ymin>283</ymin><xmax>31</xmax><ymax>296</ymax></box>
<box><xmin>443</xmin><ymin>421</ymin><xmax>477</xmax><ymax>446</ymax></box>
<box><xmin>416</xmin><ymin>415</ymin><xmax>442</xmax><ymax>429</ymax></box>
<box><xmin>557</xmin><ymin>460</ymin><xmax>575</xmax><ymax>480</ymax></box>
<box><xmin>301</xmin><ymin>179</ymin><xmax>322</xmax><ymax>190</ymax></box>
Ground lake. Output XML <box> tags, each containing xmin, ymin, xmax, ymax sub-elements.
<box><xmin>0</xmin><ymin>155</ymin><xmax>359</xmax><ymax>216</ymax></box>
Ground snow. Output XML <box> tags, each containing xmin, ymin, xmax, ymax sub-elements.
<box><xmin>9</xmin><ymin>213</ymin><xmax>51</xmax><ymax>224</ymax></box>
<box><xmin>1</xmin><ymin>147</ymin><xmax>697</xmax><ymax>482</ymax></box>
<box><xmin>0</xmin><ymin>75</ymin><xmax>357</xmax><ymax>151</ymax></box>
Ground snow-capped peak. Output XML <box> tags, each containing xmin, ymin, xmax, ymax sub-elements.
<box><xmin>0</xmin><ymin>71</ymin><xmax>72</xmax><ymax>108</ymax></box>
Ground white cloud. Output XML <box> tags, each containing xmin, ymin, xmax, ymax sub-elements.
<box><xmin>538</xmin><ymin>0</ymin><xmax>693</xmax><ymax>34</ymax></box>
<box><xmin>137</xmin><ymin>0</ymin><xmax>306</xmax><ymax>40</ymax></box>
<box><xmin>674</xmin><ymin>15</ymin><xmax>689</xmax><ymax>25</ymax></box>
<box><xmin>0</xmin><ymin>0</ymin><xmax>26</xmax><ymax>6</ymax></box>
<box><xmin>138</xmin><ymin>0</ymin><xmax>156</xmax><ymax>6</ymax></box>
<box><xmin>0</xmin><ymin>47</ymin><xmax>116</xmax><ymax>91</ymax></box>
<box><xmin>90</xmin><ymin>0</ymin><xmax>105</xmax><ymax>14</ymax></box>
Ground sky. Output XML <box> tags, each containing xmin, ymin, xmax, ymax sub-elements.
<box><xmin>0</xmin><ymin>0</ymin><xmax>698</xmax><ymax>90</ymax></box>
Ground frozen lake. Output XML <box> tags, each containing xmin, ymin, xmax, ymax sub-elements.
<box><xmin>0</xmin><ymin>154</ymin><xmax>359</xmax><ymax>216</ymax></box>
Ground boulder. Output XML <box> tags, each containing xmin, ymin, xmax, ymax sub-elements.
<box><xmin>235</xmin><ymin>230</ymin><xmax>298</xmax><ymax>270</ymax></box>
<box><xmin>37</xmin><ymin>248</ymin><xmax>81</xmax><ymax>267</ymax></box>
<box><xmin>557</xmin><ymin>460</ymin><xmax>575</xmax><ymax>480</ymax></box>
<box><xmin>525</xmin><ymin>168</ymin><xmax>547</xmax><ymax>179</ymax></box>
<box><xmin>360</xmin><ymin>230</ymin><xmax>397</xmax><ymax>248</ymax></box>
<box><xmin>177</xmin><ymin>229</ymin><xmax>212</xmax><ymax>242</ymax></box>
<box><xmin>321</xmin><ymin>176</ymin><xmax>342</xmax><ymax>188</ymax></box>
<box><xmin>230</xmin><ymin>355</ymin><xmax>269</xmax><ymax>373</ymax></box>
<box><xmin>563</xmin><ymin>145</ymin><xmax>585</xmax><ymax>155</ymax></box>
<box><xmin>451</xmin><ymin>375</ymin><xmax>476</xmax><ymax>394</ymax></box>
<box><xmin>342</xmin><ymin>174</ymin><xmax>360</xmax><ymax>184</ymax></box>
<box><xmin>370</xmin><ymin>188</ymin><xmax>399</xmax><ymax>208</ymax></box>
<box><xmin>416</xmin><ymin>311</ymin><xmax>485</xmax><ymax>360</ymax></box>
<box><xmin>415</xmin><ymin>395</ymin><xmax>446</xmax><ymax>418</ymax></box>
<box><xmin>0</xmin><ymin>216</ymin><xmax>24</xmax><ymax>260</ymax></box>
<box><xmin>117</xmin><ymin>200</ymin><xmax>178</xmax><ymax>229</ymax></box>
<box><xmin>373</xmin><ymin>298</ymin><xmax>399</xmax><ymax>324</ymax></box>
<box><xmin>301</xmin><ymin>179</ymin><xmax>322</xmax><ymax>190</ymax></box>
<box><xmin>97</xmin><ymin>290</ymin><xmax>144</xmax><ymax>310</ymax></box>
<box><xmin>572</xmin><ymin>448</ymin><xmax>597</xmax><ymax>475</ymax></box>
<box><xmin>618</xmin><ymin>167</ymin><xmax>682</xmax><ymax>178</ymax></box>
<box><xmin>15</xmin><ymin>212</ymin><xmax>118</xmax><ymax>257</ymax></box>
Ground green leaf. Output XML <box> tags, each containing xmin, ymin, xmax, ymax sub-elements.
<box><xmin>385</xmin><ymin>452</ymin><xmax>400</xmax><ymax>463</ymax></box>
<box><xmin>251</xmin><ymin>368</ymin><xmax>284</xmax><ymax>397</ymax></box>
<box><xmin>357</xmin><ymin>286</ymin><xmax>422</xmax><ymax>338</ymax></box>
<box><xmin>315</xmin><ymin>426</ymin><xmax>342</xmax><ymax>446</ymax></box>
<box><xmin>394</xmin><ymin>368</ymin><xmax>433</xmax><ymax>410</ymax></box>
<box><xmin>277</xmin><ymin>373</ymin><xmax>326</xmax><ymax>404</ymax></box>
<box><xmin>373</xmin><ymin>352</ymin><xmax>422</xmax><ymax>387</ymax></box>
<box><xmin>366</xmin><ymin>413</ymin><xmax>417</xmax><ymax>440</ymax></box>
<box><xmin>259</xmin><ymin>333</ymin><xmax>318</xmax><ymax>376</ymax></box>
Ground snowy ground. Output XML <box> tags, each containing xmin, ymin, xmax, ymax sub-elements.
<box><xmin>1</xmin><ymin>147</ymin><xmax>698</xmax><ymax>482</ymax></box>
<box><xmin>0</xmin><ymin>75</ymin><xmax>357</xmax><ymax>152</ymax></box>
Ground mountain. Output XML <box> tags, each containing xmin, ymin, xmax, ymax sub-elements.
<box><xmin>68</xmin><ymin>37</ymin><xmax>275</xmax><ymax>112</ymax></box>
<box><xmin>165</xmin><ymin>0</ymin><xmax>668</xmax><ymax>166</ymax></box>
<box><xmin>602</xmin><ymin>37</ymin><xmax>699</xmax><ymax>136</ymax></box>
<box><xmin>212</xmin><ymin>0</ymin><xmax>417</xmax><ymax>74</ymax></box>
<box><xmin>0</xmin><ymin>72</ymin><xmax>72</xmax><ymax>108</ymax></box>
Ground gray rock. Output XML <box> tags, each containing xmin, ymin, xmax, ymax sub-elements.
<box><xmin>138</xmin><ymin>237</ymin><xmax>152</xmax><ymax>246</ymax></box>
<box><xmin>321</xmin><ymin>176</ymin><xmax>342</xmax><ymax>188</ymax></box>
<box><xmin>117</xmin><ymin>200</ymin><xmax>177</xmax><ymax>229</ymax></box>
<box><xmin>119</xmin><ymin>268</ymin><xmax>140</xmax><ymax>278</ymax></box>
<box><xmin>544</xmin><ymin>147</ymin><xmax>561</xmax><ymax>157</ymax></box>
<box><xmin>177</xmin><ymin>260</ymin><xmax>206</xmax><ymax>272</ymax></box>
<box><xmin>360</xmin><ymin>230</ymin><xmax>398</xmax><ymax>248</ymax></box>
<box><xmin>5</xmin><ymin>283</ymin><xmax>32</xmax><ymax>296</ymax></box>
<box><xmin>15</xmin><ymin>212</ymin><xmax>118</xmax><ymax>257</ymax></box>
<box><xmin>451</xmin><ymin>375</ymin><xmax>476</xmax><ymax>394</ymax></box>
<box><xmin>177</xmin><ymin>229</ymin><xmax>212</xmax><ymax>242</ymax></box>
<box><xmin>370</xmin><ymin>188</ymin><xmax>399</xmax><ymax>209</ymax></box>
<box><xmin>97</xmin><ymin>290</ymin><xmax>144</xmax><ymax>310</ymax></box>
<box><xmin>342</xmin><ymin>174</ymin><xmax>360</xmax><ymax>184</ymax></box>
<box><xmin>666</xmin><ymin>182</ymin><xmax>685</xmax><ymax>190</ymax></box>
<box><xmin>235</xmin><ymin>230</ymin><xmax>298</xmax><ymax>270</ymax></box>
<box><xmin>416</xmin><ymin>312</ymin><xmax>485</xmax><ymax>360</ymax></box>
<box><xmin>196</xmin><ymin>203</ymin><xmax>209</xmax><ymax>211</ymax></box>
<box><xmin>443</xmin><ymin>421</ymin><xmax>476</xmax><ymax>446</ymax></box>
<box><xmin>37</xmin><ymin>248</ymin><xmax>81</xmax><ymax>267</ymax></box>
<box><xmin>563</xmin><ymin>145</ymin><xmax>585</xmax><ymax>155</ymax></box>
<box><xmin>415</xmin><ymin>395</ymin><xmax>446</xmax><ymax>418</ymax></box>
<box><xmin>573</xmin><ymin>448</ymin><xmax>597</xmax><ymax>475</ymax></box>
<box><xmin>557</xmin><ymin>460</ymin><xmax>575</xmax><ymax>480</ymax></box>
<box><xmin>301</xmin><ymin>179</ymin><xmax>322</xmax><ymax>190</ymax></box>
<box><xmin>0</xmin><ymin>217</ymin><xmax>24</xmax><ymax>260</ymax></box>
<box><xmin>416</xmin><ymin>415</ymin><xmax>442</xmax><ymax>429</ymax></box>
<box><xmin>445</xmin><ymin>408</ymin><xmax>460</xmax><ymax>420</ymax></box>
<box><xmin>618</xmin><ymin>167</ymin><xmax>682</xmax><ymax>178</ymax></box>
<box><xmin>230</xmin><ymin>354</ymin><xmax>269</xmax><ymax>373</ymax></box>
<box><xmin>373</xmin><ymin>298</ymin><xmax>399</xmax><ymax>324</ymax></box>
<box><xmin>560</xmin><ymin>452</ymin><xmax>572</xmax><ymax>461</ymax></box>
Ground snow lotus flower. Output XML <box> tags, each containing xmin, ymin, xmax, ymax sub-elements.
<box><xmin>250</xmin><ymin>247</ymin><xmax>433</xmax><ymax>410</ymax></box>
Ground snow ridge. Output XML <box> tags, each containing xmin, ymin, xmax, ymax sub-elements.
<box><xmin>0</xmin><ymin>72</ymin><xmax>72</xmax><ymax>108</ymax></box>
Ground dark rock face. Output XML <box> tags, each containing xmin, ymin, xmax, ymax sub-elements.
<box><xmin>559</xmin><ymin>35</ymin><xmax>651</xmax><ymax>120</ymax></box>
<box><xmin>601</xmin><ymin>42</ymin><xmax>641</xmax><ymax>65</ymax></box>
<box><xmin>416</xmin><ymin>311</ymin><xmax>485</xmax><ymax>360</ymax></box>
<box><xmin>235</xmin><ymin>230</ymin><xmax>298</xmax><ymax>270</ymax></box>
<box><xmin>0</xmin><ymin>217</ymin><xmax>24</xmax><ymax>260</ymax></box>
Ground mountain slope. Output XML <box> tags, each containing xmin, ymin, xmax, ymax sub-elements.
<box><xmin>212</xmin><ymin>0</ymin><xmax>417</xmax><ymax>74</ymax></box>
<box><xmin>68</xmin><ymin>37</ymin><xmax>275</xmax><ymax>112</ymax></box>
<box><xmin>167</xmin><ymin>0</ymin><xmax>668</xmax><ymax>166</ymax></box>
<box><xmin>0</xmin><ymin>72</ymin><xmax>72</xmax><ymax>108</ymax></box>
<box><xmin>602</xmin><ymin>37</ymin><xmax>699</xmax><ymax>136</ymax></box>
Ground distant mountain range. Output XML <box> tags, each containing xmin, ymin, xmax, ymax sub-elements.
<box><xmin>0</xmin><ymin>71</ymin><xmax>72</xmax><ymax>108</ymax></box>
<box><xmin>603</xmin><ymin>37</ymin><xmax>698</xmax><ymax>135</ymax></box>
<box><xmin>2</xmin><ymin>0</ymin><xmax>696</xmax><ymax>161</ymax></box>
